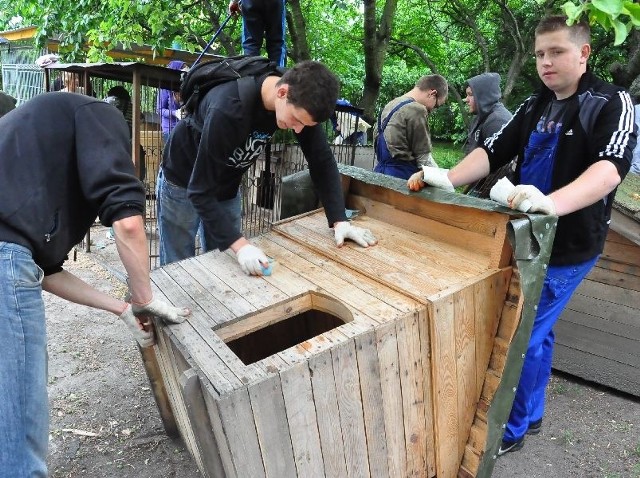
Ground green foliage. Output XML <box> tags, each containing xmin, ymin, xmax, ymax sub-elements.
<box><xmin>0</xmin><ymin>0</ymin><xmax>636</xmax><ymax>143</ymax></box>
<box><xmin>560</xmin><ymin>0</ymin><xmax>640</xmax><ymax>45</ymax></box>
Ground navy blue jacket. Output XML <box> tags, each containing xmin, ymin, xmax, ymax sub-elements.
<box><xmin>483</xmin><ymin>70</ymin><xmax>636</xmax><ymax>265</ymax></box>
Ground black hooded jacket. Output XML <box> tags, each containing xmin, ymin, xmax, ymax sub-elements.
<box><xmin>0</xmin><ymin>92</ymin><xmax>145</xmax><ymax>274</ymax></box>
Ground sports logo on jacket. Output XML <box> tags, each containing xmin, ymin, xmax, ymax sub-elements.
<box><xmin>228</xmin><ymin>131</ymin><xmax>272</xmax><ymax>169</ymax></box>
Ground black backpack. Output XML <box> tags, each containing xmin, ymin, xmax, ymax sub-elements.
<box><xmin>180</xmin><ymin>55</ymin><xmax>284</xmax><ymax>115</ymax></box>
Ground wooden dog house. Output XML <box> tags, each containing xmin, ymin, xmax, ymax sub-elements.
<box><xmin>142</xmin><ymin>166</ymin><xmax>556</xmax><ymax>477</ymax></box>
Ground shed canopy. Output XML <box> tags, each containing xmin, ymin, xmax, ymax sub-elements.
<box><xmin>44</xmin><ymin>61</ymin><xmax>187</xmax><ymax>91</ymax></box>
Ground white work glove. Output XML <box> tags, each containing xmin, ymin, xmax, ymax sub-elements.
<box><xmin>507</xmin><ymin>185</ymin><xmax>556</xmax><ymax>215</ymax></box>
<box><xmin>421</xmin><ymin>166</ymin><xmax>455</xmax><ymax>192</ymax></box>
<box><xmin>334</xmin><ymin>221</ymin><xmax>378</xmax><ymax>248</ymax></box>
<box><xmin>173</xmin><ymin>108</ymin><xmax>185</xmax><ymax>120</ymax></box>
<box><xmin>119</xmin><ymin>305</ymin><xmax>154</xmax><ymax>348</ymax></box>
<box><xmin>132</xmin><ymin>297</ymin><xmax>191</xmax><ymax>324</ymax></box>
<box><xmin>236</xmin><ymin>244</ymin><xmax>270</xmax><ymax>276</ymax></box>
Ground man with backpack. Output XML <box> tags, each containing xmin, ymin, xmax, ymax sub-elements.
<box><xmin>373</xmin><ymin>74</ymin><xmax>448</xmax><ymax>180</ymax></box>
<box><xmin>158</xmin><ymin>60</ymin><xmax>377</xmax><ymax>274</ymax></box>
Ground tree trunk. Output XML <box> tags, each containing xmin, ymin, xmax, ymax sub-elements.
<box><xmin>361</xmin><ymin>0</ymin><xmax>399</xmax><ymax>120</ymax></box>
<box><xmin>286</xmin><ymin>0</ymin><xmax>311</xmax><ymax>62</ymax></box>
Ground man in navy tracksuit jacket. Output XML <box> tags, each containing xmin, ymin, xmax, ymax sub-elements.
<box><xmin>408</xmin><ymin>15</ymin><xmax>636</xmax><ymax>455</ymax></box>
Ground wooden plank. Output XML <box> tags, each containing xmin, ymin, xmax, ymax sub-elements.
<box><xmin>586</xmin><ymin>264</ymin><xmax>640</xmax><ymax>292</ymax></box>
<box><xmin>575</xmin><ymin>279</ymin><xmax>640</xmax><ymax>310</ymax></box>
<box><xmin>259</xmin><ymin>233</ymin><xmax>419</xmax><ymax>315</ymax></box>
<box><xmin>416</xmin><ymin>308</ymin><xmax>436</xmax><ymax>477</ymax></box>
<box><xmin>454</xmin><ymin>288</ymin><xmax>476</xmax><ymax>461</ymax></box>
<box><xmin>376</xmin><ymin>321</ymin><xmax>407</xmax><ymax>477</ymax></box>
<box><xmin>554</xmin><ymin>319</ymin><xmax>640</xmax><ymax>367</ymax></box>
<box><xmin>429</xmin><ymin>295</ymin><xmax>460</xmax><ymax>478</ymax></box>
<box><xmin>346</xmin><ymin>179</ymin><xmax>509</xmax><ymax>238</ymax></box>
<box><xmin>155</xmin><ymin>328</ymin><xmax>204</xmax><ymax>471</ymax></box>
<box><xmin>138</xmin><ymin>341</ymin><xmax>179</xmax><ymax>437</ymax></box>
<box><xmin>178</xmin><ymin>258</ymin><xmax>257</xmax><ymax>319</ymax></box>
<box><xmin>151</xmin><ymin>271</ymin><xmax>241</xmax><ymax>392</ymax></box>
<box><xmin>553</xmin><ymin>343</ymin><xmax>640</xmax><ymax>397</ymax></box>
<box><xmin>594</xmin><ymin>257</ymin><xmax>640</xmax><ymax>278</ymax></box>
<box><xmin>606</xmin><ymin>228</ymin><xmax>637</xmax><ymax>246</ymax></box>
<box><xmin>565</xmin><ymin>289</ymin><xmax>640</xmax><ymax>329</ymax></box>
<box><xmin>216</xmin><ymin>388</ymin><xmax>266</xmax><ymax>478</ymax></box>
<box><xmin>195</xmin><ymin>251</ymin><xmax>289</xmax><ymax>310</ymax></box>
<box><xmin>601</xmin><ymin>238</ymin><xmax>640</xmax><ymax>267</ymax></box>
<box><xmin>162</xmin><ymin>261</ymin><xmax>236</xmax><ymax>326</ymax></box>
<box><xmin>347</xmin><ymin>194</ymin><xmax>502</xmax><ymax>268</ymax></box>
<box><xmin>179</xmin><ymin>369</ymin><xmax>226</xmax><ymax>478</ymax></box>
<box><xmin>274</xmin><ymin>214</ymin><xmax>489</xmax><ymax>302</ymax></box>
<box><xmin>202</xmin><ymin>389</ymin><xmax>238</xmax><ymax>478</ymax></box>
<box><xmin>254</xmin><ymin>234</ymin><xmax>405</xmax><ymax>325</ymax></box>
<box><xmin>280</xmin><ymin>362</ymin><xmax>326</xmax><ymax>478</ymax></box>
<box><xmin>561</xmin><ymin>305</ymin><xmax>640</xmax><ymax>339</ymax></box>
<box><xmin>474</xmin><ymin>269</ymin><xmax>511</xmax><ymax>397</ymax></box>
<box><xmin>354</xmin><ymin>331</ymin><xmax>390</xmax><ymax>478</ymax></box>
<box><xmin>332</xmin><ymin>339</ymin><xmax>371</xmax><ymax>478</ymax></box>
<box><xmin>495</xmin><ymin>269</ymin><xmax>524</xmax><ymax>344</ymax></box>
<box><xmin>294</xmin><ymin>211</ymin><xmax>488</xmax><ymax>282</ymax></box>
<box><xmin>308</xmin><ymin>350</ymin><xmax>349</xmax><ymax>478</ymax></box>
<box><xmin>248</xmin><ymin>376</ymin><xmax>297</xmax><ymax>477</ymax></box>
<box><xmin>396</xmin><ymin>313</ymin><xmax>429</xmax><ymax>477</ymax></box>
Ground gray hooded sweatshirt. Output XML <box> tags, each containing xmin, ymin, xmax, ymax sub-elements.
<box><xmin>463</xmin><ymin>73</ymin><xmax>512</xmax><ymax>156</ymax></box>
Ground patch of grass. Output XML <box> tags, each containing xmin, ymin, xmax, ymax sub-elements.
<box><xmin>432</xmin><ymin>141</ymin><xmax>462</xmax><ymax>169</ymax></box>
<box><xmin>633</xmin><ymin>442</ymin><xmax>640</xmax><ymax>458</ymax></box>
<box><xmin>561</xmin><ymin>429</ymin><xmax>574</xmax><ymax>445</ymax></box>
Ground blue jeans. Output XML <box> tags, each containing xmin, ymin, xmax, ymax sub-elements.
<box><xmin>503</xmin><ymin>255</ymin><xmax>599</xmax><ymax>442</ymax></box>
<box><xmin>156</xmin><ymin>169</ymin><xmax>242</xmax><ymax>266</ymax></box>
<box><xmin>0</xmin><ymin>242</ymin><xmax>48</xmax><ymax>477</ymax></box>
<box><xmin>241</xmin><ymin>0</ymin><xmax>287</xmax><ymax>66</ymax></box>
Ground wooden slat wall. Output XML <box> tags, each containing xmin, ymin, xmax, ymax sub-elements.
<box><xmin>555</xmin><ymin>230</ymin><xmax>640</xmax><ymax>396</ymax></box>
<box><xmin>428</xmin><ymin>269</ymin><xmax>511</xmax><ymax>477</ymax></box>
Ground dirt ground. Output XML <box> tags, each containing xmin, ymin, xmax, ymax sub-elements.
<box><xmin>45</xmin><ymin>229</ymin><xmax>640</xmax><ymax>478</ymax></box>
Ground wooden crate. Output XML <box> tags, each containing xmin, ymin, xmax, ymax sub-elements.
<box><xmin>145</xmin><ymin>167</ymin><xmax>556</xmax><ymax>477</ymax></box>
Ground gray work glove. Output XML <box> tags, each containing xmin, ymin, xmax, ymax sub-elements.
<box><xmin>132</xmin><ymin>297</ymin><xmax>191</xmax><ymax>324</ymax></box>
<box><xmin>334</xmin><ymin>221</ymin><xmax>377</xmax><ymax>248</ymax></box>
<box><xmin>119</xmin><ymin>305</ymin><xmax>154</xmax><ymax>348</ymax></box>
<box><xmin>236</xmin><ymin>243</ymin><xmax>270</xmax><ymax>276</ymax></box>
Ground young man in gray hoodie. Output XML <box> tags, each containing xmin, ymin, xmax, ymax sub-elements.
<box><xmin>462</xmin><ymin>72</ymin><xmax>513</xmax><ymax>196</ymax></box>
<box><xmin>463</xmin><ymin>72</ymin><xmax>512</xmax><ymax>154</ymax></box>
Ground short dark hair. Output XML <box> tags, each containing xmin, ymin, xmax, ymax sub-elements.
<box><xmin>415</xmin><ymin>74</ymin><xmax>448</xmax><ymax>101</ymax></box>
<box><xmin>535</xmin><ymin>15</ymin><xmax>590</xmax><ymax>46</ymax></box>
<box><xmin>277</xmin><ymin>61</ymin><xmax>340</xmax><ymax>122</ymax></box>
<box><xmin>107</xmin><ymin>85</ymin><xmax>131</xmax><ymax>102</ymax></box>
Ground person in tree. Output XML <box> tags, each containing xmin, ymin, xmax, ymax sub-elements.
<box><xmin>228</xmin><ymin>0</ymin><xmax>287</xmax><ymax>67</ymax></box>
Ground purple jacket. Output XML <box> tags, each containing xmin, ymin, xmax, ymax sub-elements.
<box><xmin>157</xmin><ymin>60</ymin><xmax>186</xmax><ymax>134</ymax></box>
